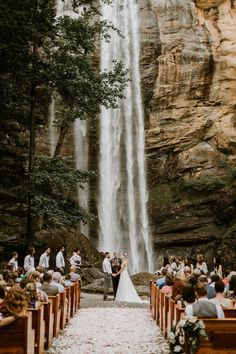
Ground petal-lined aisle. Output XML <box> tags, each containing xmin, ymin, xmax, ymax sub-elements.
<box><xmin>48</xmin><ymin>307</ymin><xmax>169</xmax><ymax>354</ymax></box>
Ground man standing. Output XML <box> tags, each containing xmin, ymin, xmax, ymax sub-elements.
<box><xmin>24</xmin><ymin>247</ymin><xmax>35</xmax><ymax>272</ymax></box>
<box><xmin>102</xmin><ymin>252</ymin><xmax>114</xmax><ymax>301</ymax></box>
<box><xmin>56</xmin><ymin>246</ymin><xmax>65</xmax><ymax>274</ymax></box>
<box><xmin>9</xmin><ymin>251</ymin><xmax>18</xmax><ymax>271</ymax></box>
<box><xmin>110</xmin><ymin>253</ymin><xmax>122</xmax><ymax>300</ymax></box>
<box><xmin>39</xmin><ymin>247</ymin><xmax>51</xmax><ymax>272</ymax></box>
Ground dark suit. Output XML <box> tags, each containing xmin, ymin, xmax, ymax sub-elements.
<box><xmin>110</xmin><ymin>257</ymin><xmax>122</xmax><ymax>298</ymax></box>
<box><xmin>40</xmin><ymin>282</ymin><xmax>58</xmax><ymax>296</ymax></box>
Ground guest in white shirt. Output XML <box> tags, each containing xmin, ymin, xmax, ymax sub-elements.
<box><xmin>39</xmin><ymin>247</ymin><xmax>51</xmax><ymax>272</ymax></box>
<box><xmin>185</xmin><ymin>283</ymin><xmax>224</xmax><ymax>318</ymax></box>
<box><xmin>56</xmin><ymin>246</ymin><xmax>65</xmax><ymax>274</ymax></box>
<box><xmin>102</xmin><ymin>252</ymin><xmax>115</xmax><ymax>301</ymax></box>
<box><xmin>69</xmin><ymin>249</ymin><xmax>81</xmax><ymax>273</ymax></box>
<box><xmin>196</xmin><ymin>253</ymin><xmax>208</xmax><ymax>275</ymax></box>
<box><xmin>8</xmin><ymin>251</ymin><xmax>18</xmax><ymax>271</ymax></box>
<box><xmin>24</xmin><ymin>247</ymin><xmax>35</xmax><ymax>272</ymax></box>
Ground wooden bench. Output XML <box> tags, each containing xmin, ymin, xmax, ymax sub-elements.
<box><xmin>60</xmin><ymin>291</ymin><xmax>67</xmax><ymax>330</ymax></box>
<box><xmin>65</xmin><ymin>286</ymin><xmax>71</xmax><ymax>320</ymax></box>
<box><xmin>48</xmin><ymin>294</ymin><xmax>61</xmax><ymax>338</ymax></box>
<box><xmin>150</xmin><ymin>282</ymin><xmax>157</xmax><ymax>319</ymax></box>
<box><xmin>0</xmin><ymin>312</ymin><xmax>35</xmax><ymax>354</ymax></box>
<box><xmin>28</xmin><ymin>305</ymin><xmax>45</xmax><ymax>354</ymax></box>
<box><xmin>70</xmin><ymin>282</ymin><xmax>76</xmax><ymax>317</ymax></box>
<box><xmin>42</xmin><ymin>300</ymin><xmax>54</xmax><ymax>350</ymax></box>
<box><xmin>223</xmin><ymin>308</ymin><xmax>236</xmax><ymax>318</ymax></box>
<box><xmin>185</xmin><ymin>318</ymin><xmax>236</xmax><ymax>354</ymax></box>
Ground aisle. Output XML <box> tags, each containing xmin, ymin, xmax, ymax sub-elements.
<box><xmin>48</xmin><ymin>294</ymin><xmax>169</xmax><ymax>354</ymax></box>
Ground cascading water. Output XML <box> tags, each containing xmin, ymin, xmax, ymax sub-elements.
<box><xmin>53</xmin><ymin>0</ymin><xmax>90</xmax><ymax>236</ymax></box>
<box><xmin>99</xmin><ymin>1</ymin><xmax>153</xmax><ymax>273</ymax></box>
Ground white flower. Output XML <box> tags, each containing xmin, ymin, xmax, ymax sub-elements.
<box><xmin>174</xmin><ymin>345</ymin><xmax>182</xmax><ymax>352</ymax></box>
<box><xmin>179</xmin><ymin>319</ymin><xmax>186</xmax><ymax>327</ymax></box>
<box><xmin>169</xmin><ymin>332</ymin><xmax>175</xmax><ymax>340</ymax></box>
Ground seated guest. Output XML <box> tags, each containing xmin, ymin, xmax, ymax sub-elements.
<box><xmin>40</xmin><ymin>273</ymin><xmax>58</xmax><ymax>296</ymax></box>
<box><xmin>210</xmin><ymin>280</ymin><xmax>233</xmax><ymax>308</ymax></box>
<box><xmin>198</xmin><ymin>275</ymin><xmax>216</xmax><ymax>299</ymax></box>
<box><xmin>64</xmin><ymin>274</ymin><xmax>73</xmax><ymax>287</ymax></box>
<box><xmin>162</xmin><ymin>275</ymin><xmax>173</xmax><ymax>295</ymax></box>
<box><xmin>30</xmin><ymin>271</ymin><xmax>42</xmax><ymax>289</ymax></box>
<box><xmin>182</xmin><ymin>283</ymin><xmax>196</xmax><ymax>306</ymax></box>
<box><xmin>176</xmin><ymin>257</ymin><xmax>185</xmax><ymax>276</ymax></box>
<box><xmin>156</xmin><ymin>269</ymin><xmax>167</xmax><ymax>288</ymax></box>
<box><xmin>212</xmin><ymin>256</ymin><xmax>222</xmax><ymax>276</ymax></box>
<box><xmin>69</xmin><ymin>266</ymin><xmax>81</xmax><ymax>282</ymax></box>
<box><xmin>171</xmin><ymin>277</ymin><xmax>184</xmax><ymax>302</ymax></box>
<box><xmin>24</xmin><ymin>281</ymin><xmax>41</xmax><ymax>308</ymax></box>
<box><xmin>183</xmin><ymin>266</ymin><xmax>192</xmax><ymax>281</ymax></box>
<box><xmin>15</xmin><ymin>267</ymin><xmax>26</xmax><ymax>283</ymax></box>
<box><xmin>224</xmin><ymin>275</ymin><xmax>236</xmax><ymax>300</ymax></box>
<box><xmin>185</xmin><ymin>283</ymin><xmax>224</xmax><ymax>318</ymax></box>
<box><xmin>168</xmin><ymin>256</ymin><xmax>177</xmax><ymax>273</ymax></box>
<box><xmin>51</xmin><ymin>272</ymin><xmax>65</xmax><ymax>293</ymax></box>
<box><xmin>0</xmin><ymin>287</ymin><xmax>29</xmax><ymax>328</ymax></box>
<box><xmin>195</xmin><ymin>253</ymin><xmax>208</xmax><ymax>275</ymax></box>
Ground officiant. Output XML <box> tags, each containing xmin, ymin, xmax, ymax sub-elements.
<box><xmin>110</xmin><ymin>253</ymin><xmax>122</xmax><ymax>300</ymax></box>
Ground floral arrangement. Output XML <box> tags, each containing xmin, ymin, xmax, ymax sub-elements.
<box><xmin>169</xmin><ymin>316</ymin><xmax>208</xmax><ymax>354</ymax></box>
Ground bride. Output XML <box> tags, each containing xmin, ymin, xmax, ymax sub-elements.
<box><xmin>115</xmin><ymin>253</ymin><xmax>142</xmax><ymax>303</ymax></box>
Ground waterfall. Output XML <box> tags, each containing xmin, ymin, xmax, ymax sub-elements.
<box><xmin>99</xmin><ymin>1</ymin><xmax>153</xmax><ymax>273</ymax></box>
<box><xmin>54</xmin><ymin>0</ymin><xmax>90</xmax><ymax>236</ymax></box>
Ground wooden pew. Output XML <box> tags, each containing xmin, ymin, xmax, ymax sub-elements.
<box><xmin>65</xmin><ymin>286</ymin><xmax>71</xmax><ymax>321</ymax></box>
<box><xmin>223</xmin><ymin>308</ymin><xmax>236</xmax><ymax>318</ymax></box>
<box><xmin>28</xmin><ymin>305</ymin><xmax>45</xmax><ymax>354</ymax></box>
<box><xmin>159</xmin><ymin>291</ymin><xmax>165</xmax><ymax>331</ymax></box>
<box><xmin>167</xmin><ymin>298</ymin><xmax>175</xmax><ymax>338</ymax></box>
<box><xmin>70</xmin><ymin>282</ymin><xmax>76</xmax><ymax>317</ymax></box>
<box><xmin>150</xmin><ymin>282</ymin><xmax>157</xmax><ymax>319</ymax></box>
<box><xmin>60</xmin><ymin>291</ymin><xmax>67</xmax><ymax>330</ymax></box>
<box><xmin>48</xmin><ymin>294</ymin><xmax>61</xmax><ymax>338</ymax></box>
<box><xmin>155</xmin><ymin>286</ymin><xmax>160</xmax><ymax>324</ymax></box>
<box><xmin>42</xmin><ymin>300</ymin><xmax>54</xmax><ymax>350</ymax></box>
<box><xmin>0</xmin><ymin>312</ymin><xmax>35</xmax><ymax>354</ymax></box>
<box><xmin>77</xmin><ymin>280</ymin><xmax>81</xmax><ymax>309</ymax></box>
<box><xmin>163</xmin><ymin>294</ymin><xmax>170</xmax><ymax>338</ymax></box>
<box><xmin>185</xmin><ymin>318</ymin><xmax>236</xmax><ymax>354</ymax></box>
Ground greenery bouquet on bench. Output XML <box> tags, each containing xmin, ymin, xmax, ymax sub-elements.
<box><xmin>169</xmin><ymin>316</ymin><xmax>208</xmax><ymax>354</ymax></box>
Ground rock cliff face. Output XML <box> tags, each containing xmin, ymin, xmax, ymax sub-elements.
<box><xmin>139</xmin><ymin>0</ymin><xmax>236</xmax><ymax>268</ymax></box>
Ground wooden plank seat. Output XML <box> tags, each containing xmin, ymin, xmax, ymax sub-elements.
<box><xmin>70</xmin><ymin>282</ymin><xmax>76</xmax><ymax>318</ymax></box>
<box><xmin>48</xmin><ymin>294</ymin><xmax>61</xmax><ymax>338</ymax></box>
<box><xmin>150</xmin><ymin>282</ymin><xmax>157</xmax><ymax>319</ymax></box>
<box><xmin>65</xmin><ymin>286</ymin><xmax>71</xmax><ymax>320</ymax></box>
<box><xmin>28</xmin><ymin>305</ymin><xmax>45</xmax><ymax>354</ymax></box>
<box><xmin>60</xmin><ymin>291</ymin><xmax>67</xmax><ymax>330</ymax></box>
<box><xmin>185</xmin><ymin>318</ymin><xmax>236</xmax><ymax>354</ymax></box>
<box><xmin>223</xmin><ymin>308</ymin><xmax>236</xmax><ymax>318</ymax></box>
<box><xmin>0</xmin><ymin>312</ymin><xmax>35</xmax><ymax>354</ymax></box>
<box><xmin>42</xmin><ymin>300</ymin><xmax>54</xmax><ymax>350</ymax></box>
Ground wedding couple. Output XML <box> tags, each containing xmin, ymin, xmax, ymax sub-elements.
<box><xmin>102</xmin><ymin>252</ymin><xmax>142</xmax><ymax>303</ymax></box>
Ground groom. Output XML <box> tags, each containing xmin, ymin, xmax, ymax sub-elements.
<box><xmin>102</xmin><ymin>252</ymin><xmax>116</xmax><ymax>301</ymax></box>
<box><xmin>110</xmin><ymin>252</ymin><xmax>122</xmax><ymax>300</ymax></box>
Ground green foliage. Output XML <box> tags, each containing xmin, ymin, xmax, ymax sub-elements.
<box><xmin>0</xmin><ymin>0</ymin><xmax>128</xmax><ymax>233</ymax></box>
<box><xmin>29</xmin><ymin>156</ymin><xmax>97</xmax><ymax>229</ymax></box>
<box><xmin>179</xmin><ymin>176</ymin><xmax>227</xmax><ymax>193</ymax></box>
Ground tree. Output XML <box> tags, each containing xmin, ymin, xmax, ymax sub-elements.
<box><xmin>0</xmin><ymin>0</ymin><xmax>127</xmax><ymax>245</ymax></box>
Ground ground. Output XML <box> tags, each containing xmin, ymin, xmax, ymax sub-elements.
<box><xmin>47</xmin><ymin>293</ymin><xmax>169</xmax><ymax>354</ymax></box>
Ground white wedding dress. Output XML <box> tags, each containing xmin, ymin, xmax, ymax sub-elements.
<box><xmin>115</xmin><ymin>262</ymin><xmax>142</xmax><ymax>303</ymax></box>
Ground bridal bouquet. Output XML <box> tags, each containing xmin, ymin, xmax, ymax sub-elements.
<box><xmin>169</xmin><ymin>316</ymin><xmax>208</xmax><ymax>354</ymax></box>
